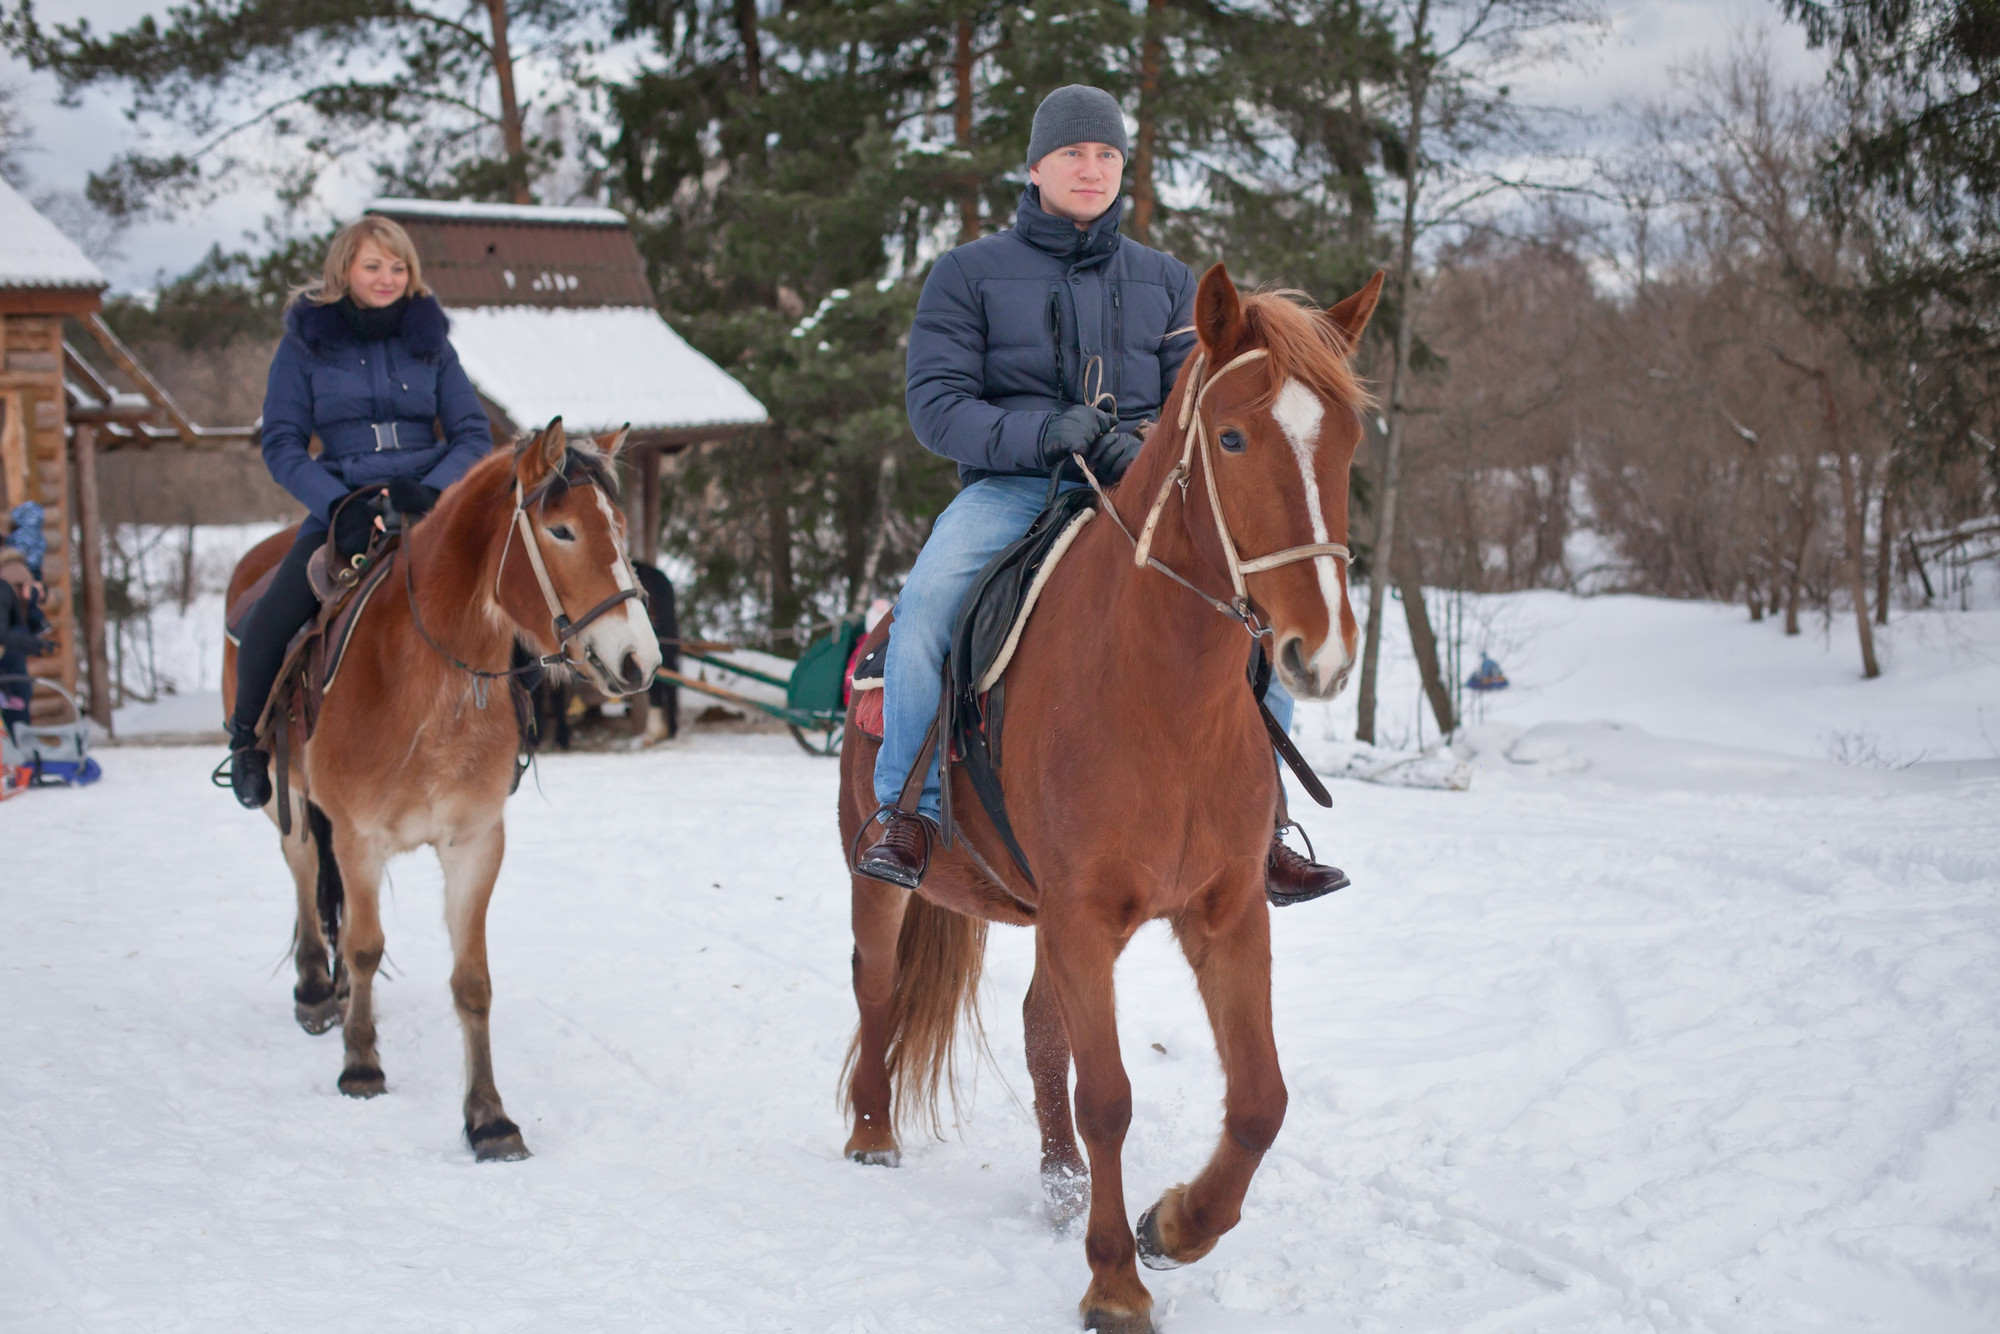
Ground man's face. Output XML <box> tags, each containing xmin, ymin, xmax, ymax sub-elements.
<box><xmin>1030</xmin><ymin>142</ymin><xmax>1125</xmax><ymax>227</ymax></box>
<box><xmin>1</xmin><ymin>562</ymin><xmax>29</xmax><ymax>599</ymax></box>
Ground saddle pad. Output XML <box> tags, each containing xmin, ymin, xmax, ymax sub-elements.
<box><xmin>851</xmin><ymin>689</ymin><xmax>885</xmax><ymax>739</ymax></box>
<box><xmin>973</xmin><ymin>507</ymin><xmax>1092</xmax><ymax>694</ymax></box>
<box><xmin>847</xmin><ymin>623</ymin><xmax>888</xmax><ymax>739</ymax></box>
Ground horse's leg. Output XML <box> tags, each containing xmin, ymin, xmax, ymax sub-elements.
<box><xmin>327</xmin><ymin>824</ymin><xmax>388</xmax><ymax>1098</ymax></box>
<box><xmin>843</xmin><ymin>874</ymin><xmax>909</xmax><ymax>1166</ymax></box>
<box><xmin>1136</xmin><ymin>887</ymin><xmax>1285</xmax><ymax>1271</ymax></box>
<box><xmin>438</xmin><ymin>817</ymin><xmax>529</xmax><ymax>1161</ymax></box>
<box><xmin>1044</xmin><ymin>917</ymin><xmax>1153</xmax><ymax>1334</ymax></box>
<box><xmin>1025</xmin><ymin>943</ymin><xmax>1087</xmax><ymax>1225</ymax></box>
<box><xmin>281</xmin><ymin>803</ymin><xmax>339</xmax><ymax>1034</ymax></box>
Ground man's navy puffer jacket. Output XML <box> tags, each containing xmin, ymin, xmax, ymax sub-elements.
<box><xmin>906</xmin><ymin>187</ymin><xmax>1198</xmax><ymax>484</ymax></box>
<box><xmin>261</xmin><ymin>294</ymin><xmax>494</xmax><ymax>526</ymax></box>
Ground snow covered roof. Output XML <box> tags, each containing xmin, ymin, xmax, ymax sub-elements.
<box><xmin>369</xmin><ymin>197</ymin><xmax>627</xmax><ymax>227</ymax></box>
<box><xmin>444</xmin><ymin>305</ymin><xmax>767</xmax><ymax>436</ymax></box>
<box><xmin>0</xmin><ymin>177</ymin><xmax>107</xmax><ymax>291</ymax></box>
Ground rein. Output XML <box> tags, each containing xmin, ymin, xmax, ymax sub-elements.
<box><xmin>1077</xmin><ymin>346</ymin><xmax>1352</xmax><ymax>638</ymax></box>
<box><xmin>403</xmin><ymin>469</ymin><xmax>643</xmax><ymax>704</ymax></box>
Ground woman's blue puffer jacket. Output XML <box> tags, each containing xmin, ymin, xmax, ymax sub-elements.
<box><xmin>260</xmin><ymin>294</ymin><xmax>494</xmax><ymax>526</ymax></box>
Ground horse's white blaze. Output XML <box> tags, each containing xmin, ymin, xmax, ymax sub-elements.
<box><xmin>583</xmin><ymin>486</ymin><xmax>663</xmax><ymax>686</ymax></box>
<box><xmin>1271</xmin><ymin>378</ymin><xmax>1351</xmax><ymax>689</ymax></box>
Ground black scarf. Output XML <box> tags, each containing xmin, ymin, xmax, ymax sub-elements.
<box><xmin>336</xmin><ymin>295</ymin><xmax>410</xmax><ymax>342</ymax></box>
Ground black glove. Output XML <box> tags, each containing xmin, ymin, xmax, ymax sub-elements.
<box><xmin>386</xmin><ymin>477</ymin><xmax>440</xmax><ymax>519</ymax></box>
<box><xmin>1078</xmin><ymin>428</ymin><xmax>1144</xmax><ymax>486</ymax></box>
<box><xmin>332</xmin><ymin>490</ymin><xmax>383</xmax><ymax>561</ymax></box>
<box><xmin>1040</xmin><ymin>404</ymin><xmax>1116</xmax><ymax>469</ymax></box>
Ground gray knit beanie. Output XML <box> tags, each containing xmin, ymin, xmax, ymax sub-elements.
<box><xmin>1026</xmin><ymin>85</ymin><xmax>1130</xmax><ymax>168</ymax></box>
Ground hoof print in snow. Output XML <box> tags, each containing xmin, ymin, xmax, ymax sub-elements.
<box><xmin>1134</xmin><ymin>1203</ymin><xmax>1184</xmax><ymax>1271</ymax></box>
<box><xmin>1042</xmin><ymin>1166</ymin><xmax>1090</xmax><ymax>1229</ymax></box>
<box><xmin>468</xmin><ymin>1119</ymin><xmax>530</xmax><ymax>1162</ymax></box>
<box><xmin>847</xmin><ymin>1147</ymin><xmax>900</xmax><ymax>1168</ymax></box>
<box><xmin>1081</xmin><ymin>1306</ymin><xmax>1155</xmax><ymax>1334</ymax></box>
<box><xmin>337</xmin><ymin>1066</ymin><xmax>386</xmax><ymax>1098</ymax></box>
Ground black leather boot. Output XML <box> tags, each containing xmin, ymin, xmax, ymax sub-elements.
<box><xmin>1266</xmin><ymin>823</ymin><xmax>1349</xmax><ymax>906</ymax></box>
<box><xmin>855</xmin><ymin>812</ymin><xmax>938</xmax><ymax>889</ymax></box>
<box><xmin>224</xmin><ymin>720</ymin><xmax>272</xmax><ymax>810</ymax></box>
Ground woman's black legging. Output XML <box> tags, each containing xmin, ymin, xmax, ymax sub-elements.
<box><xmin>231</xmin><ymin>526</ymin><xmax>325</xmax><ymax>737</ymax></box>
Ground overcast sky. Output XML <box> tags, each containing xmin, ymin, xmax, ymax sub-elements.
<box><xmin>3</xmin><ymin>0</ymin><xmax>1825</xmax><ymax>292</ymax></box>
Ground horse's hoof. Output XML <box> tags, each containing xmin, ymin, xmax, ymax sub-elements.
<box><xmin>468</xmin><ymin>1118</ymin><xmax>531</xmax><ymax>1162</ymax></box>
<box><xmin>337</xmin><ymin>1065</ymin><xmax>385</xmax><ymax>1098</ymax></box>
<box><xmin>1042</xmin><ymin>1165</ymin><xmax>1090</xmax><ymax>1228</ymax></box>
<box><xmin>1080</xmin><ymin>1306</ymin><xmax>1155</xmax><ymax>1334</ymax></box>
<box><xmin>294</xmin><ymin>997</ymin><xmax>341</xmax><ymax>1034</ymax></box>
<box><xmin>847</xmin><ymin>1147</ymin><xmax>900</xmax><ymax>1168</ymax></box>
<box><xmin>1135</xmin><ymin>1202</ymin><xmax>1184</xmax><ymax>1271</ymax></box>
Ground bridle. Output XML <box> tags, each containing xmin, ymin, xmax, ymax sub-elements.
<box><xmin>404</xmin><ymin>462</ymin><xmax>645</xmax><ymax>701</ymax></box>
<box><xmin>1078</xmin><ymin>345</ymin><xmax>1352</xmax><ymax>638</ymax></box>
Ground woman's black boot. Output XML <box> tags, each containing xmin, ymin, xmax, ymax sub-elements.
<box><xmin>225</xmin><ymin>720</ymin><xmax>272</xmax><ymax>810</ymax></box>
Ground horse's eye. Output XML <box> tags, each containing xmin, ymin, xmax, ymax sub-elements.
<box><xmin>1219</xmin><ymin>428</ymin><xmax>1247</xmax><ymax>454</ymax></box>
<box><xmin>547</xmin><ymin>525</ymin><xmax>576</xmax><ymax>542</ymax></box>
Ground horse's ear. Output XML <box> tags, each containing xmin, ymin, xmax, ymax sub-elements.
<box><xmin>539</xmin><ymin>417</ymin><xmax>568</xmax><ymax>469</ymax></box>
<box><xmin>596</xmin><ymin>424</ymin><xmax>631</xmax><ymax>461</ymax></box>
<box><xmin>1325</xmin><ymin>270</ymin><xmax>1385</xmax><ymax>350</ymax></box>
<box><xmin>1193</xmin><ymin>262</ymin><xmax>1245</xmax><ymax>360</ymax></box>
<box><xmin>516</xmin><ymin>417</ymin><xmax>565</xmax><ymax>487</ymax></box>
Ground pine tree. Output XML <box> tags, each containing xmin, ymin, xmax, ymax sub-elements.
<box><xmin>610</xmin><ymin>0</ymin><xmax>963</xmax><ymax>639</ymax></box>
<box><xmin>0</xmin><ymin>0</ymin><xmax>603</xmax><ymax>214</ymax></box>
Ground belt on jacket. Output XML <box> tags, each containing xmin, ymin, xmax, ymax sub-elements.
<box><xmin>370</xmin><ymin>421</ymin><xmax>430</xmax><ymax>452</ymax></box>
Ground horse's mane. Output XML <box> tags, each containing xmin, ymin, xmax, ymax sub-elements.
<box><xmin>1238</xmin><ymin>289</ymin><xmax>1376</xmax><ymax>414</ymax></box>
<box><xmin>487</xmin><ymin>431</ymin><xmax>621</xmax><ymax>501</ymax></box>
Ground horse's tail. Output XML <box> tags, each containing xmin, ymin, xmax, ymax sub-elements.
<box><xmin>845</xmin><ymin>896</ymin><xmax>989</xmax><ymax>1139</ymax></box>
<box><xmin>305</xmin><ymin>802</ymin><xmax>343</xmax><ymax>976</ymax></box>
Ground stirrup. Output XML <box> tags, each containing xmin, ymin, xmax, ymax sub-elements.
<box><xmin>851</xmin><ymin>804</ymin><xmax>935</xmax><ymax>888</ymax></box>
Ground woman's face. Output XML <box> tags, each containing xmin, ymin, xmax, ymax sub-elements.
<box><xmin>346</xmin><ymin>240</ymin><xmax>411</xmax><ymax>308</ymax></box>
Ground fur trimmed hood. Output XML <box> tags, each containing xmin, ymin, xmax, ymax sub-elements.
<box><xmin>287</xmin><ymin>292</ymin><xmax>450</xmax><ymax>359</ymax></box>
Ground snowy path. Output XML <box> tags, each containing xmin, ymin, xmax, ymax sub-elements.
<box><xmin>5</xmin><ymin>725</ymin><xmax>1997</xmax><ymax>1332</ymax></box>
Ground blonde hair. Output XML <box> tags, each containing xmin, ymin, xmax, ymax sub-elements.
<box><xmin>292</xmin><ymin>216</ymin><xmax>430</xmax><ymax>307</ymax></box>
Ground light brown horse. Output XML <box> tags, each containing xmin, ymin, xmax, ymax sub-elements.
<box><xmin>223</xmin><ymin>421</ymin><xmax>660</xmax><ymax>1160</ymax></box>
<box><xmin>837</xmin><ymin>265</ymin><xmax>1382</xmax><ymax>1332</ymax></box>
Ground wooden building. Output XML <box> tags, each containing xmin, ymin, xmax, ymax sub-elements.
<box><xmin>1</xmin><ymin>177</ymin><xmax>105</xmax><ymax>722</ymax></box>
<box><xmin>2</xmin><ymin>177</ymin><xmax>259</xmax><ymax>728</ymax></box>
<box><xmin>365</xmin><ymin>198</ymin><xmax>769</xmax><ymax>564</ymax></box>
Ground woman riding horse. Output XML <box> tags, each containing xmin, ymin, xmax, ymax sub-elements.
<box><xmin>856</xmin><ymin>85</ymin><xmax>1347</xmax><ymax>905</ymax></box>
<box><xmin>220</xmin><ymin>216</ymin><xmax>494</xmax><ymax>805</ymax></box>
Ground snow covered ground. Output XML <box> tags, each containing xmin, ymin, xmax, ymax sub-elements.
<box><xmin>5</xmin><ymin>590</ymin><xmax>1998</xmax><ymax>1332</ymax></box>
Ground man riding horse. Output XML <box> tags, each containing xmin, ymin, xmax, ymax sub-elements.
<box><xmin>856</xmin><ymin>85</ymin><xmax>1348</xmax><ymax>905</ymax></box>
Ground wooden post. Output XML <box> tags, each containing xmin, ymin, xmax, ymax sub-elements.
<box><xmin>71</xmin><ymin>423</ymin><xmax>112</xmax><ymax>730</ymax></box>
<box><xmin>636</xmin><ymin>444</ymin><xmax>661</xmax><ymax>569</ymax></box>
<box><xmin>1</xmin><ymin>391</ymin><xmax>27</xmax><ymax>506</ymax></box>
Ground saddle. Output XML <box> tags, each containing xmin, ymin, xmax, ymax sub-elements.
<box><xmin>227</xmin><ymin>511</ymin><xmax>403</xmax><ymax>835</ymax></box>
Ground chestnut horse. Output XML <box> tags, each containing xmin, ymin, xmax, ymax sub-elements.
<box><xmin>223</xmin><ymin>422</ymin><xmax>660</xmax><ymax>1160</ymax></box>
<box><xmin>837</xmin><ymin>266</ymin><xmax>1382</xmax><ymax>1332</ymax></box>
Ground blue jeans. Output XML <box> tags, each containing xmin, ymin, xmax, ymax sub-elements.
<box><xmin>874</xmin><ymin>475</ymin><xmax>1295</xmax><ymax>821</ymax></box>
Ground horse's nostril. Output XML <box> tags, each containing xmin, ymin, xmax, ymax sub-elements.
<box><xmin>620</xmin><ymin>650</ymin><xmax>645</xmax><ymax>691</ymax></box>
<box><xmin>1281</xmin><ymin>638</ymin><xmax>1309</xmax><ymax>683</ymax></box>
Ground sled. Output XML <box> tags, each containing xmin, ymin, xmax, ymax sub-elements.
<box><xmin>656</xmin><ymin>618</ymin><xmax>866</xmax><ymax>756</ymax></box>
<box><xmin>1</xmin><ymin>676</ymin><xmax>103</xmax><ymax>789</ymax></box>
